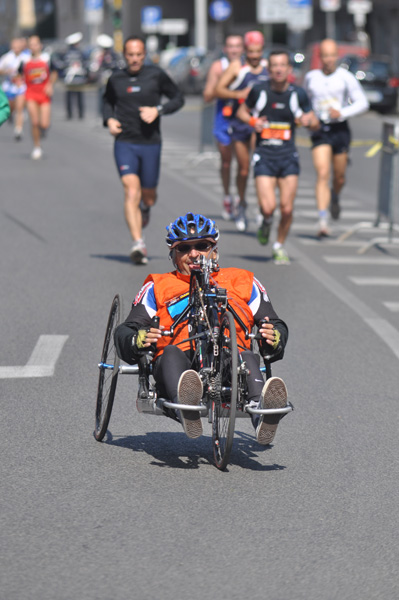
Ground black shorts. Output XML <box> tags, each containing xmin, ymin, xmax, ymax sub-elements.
<box><xmin>310</xmin><ymin>121</ymin><xmax>351</xmax><ymax>154</ymax></box>
<box><xmin>253</xmin><ymin>150</ymin><xmax>300</xmax><ymax>178</ymax></box>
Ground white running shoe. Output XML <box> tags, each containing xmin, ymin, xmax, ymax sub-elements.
<box><xmin>222</xmin><ymin>195</ymin><xmax>234</xmax><ymax>221</ymax></box>
<box><xmin>129</xmin><ymin>239</ymin><xmax>148</xmax><ymax>265</ymax></box>
<box><xmin>235</xmin><ymin>204</ymin><xmax>247</xmax><ymax>232</ymax></box>
<box><xmin>256</xmin><ymin>377</ymin><xmax>287</xmax><ymax>445</ymax></box>
<box><xmin>31</xmin><ymin>147</ymin><xmax>42</xmax><ymax>160</ymax></box>
<box><xmin>317</xmin><ymin>218</ymin><xmax>330</xmax><ymax>238</ymax></box>
<box><xmin>177</xmin><ymin>370</ymin><xmax>203</xmax><ymax>439</ymax></box>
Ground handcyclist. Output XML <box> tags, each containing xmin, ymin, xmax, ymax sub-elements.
<box><xmin>237</xmin><ymin>49</ymin><xmax>319</xmax><ymax>264</ymax></box>
<box><xmin>103</xmin><ymin>36</ymin><xmax>184</xmax><ymax>265</ymax></box>
<box><xmin>202</xmin><ymin>34</ymin><xmax>244</xmax><ymax>220</ymax></box>
<box><xmin>114</xmin><ymin>212</ymin><xmax>289</xmax><ymax>445</ymax></box>
<box><xmin>214</xmin><ymin>31</ymin><xmax>269</xmax><ymax>231</ymax></box>
<box><xmin>304</xmin><ymin>38</ymin><xmax>369</xmax><ymax>236</ymax></box>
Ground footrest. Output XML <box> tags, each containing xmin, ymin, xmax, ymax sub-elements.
<box><xmin>245</xmin><ymin>402</ymin><xmax>294</xmax><ymax>416</ymax></box>
<box><xmin>162</xmin><ymin>400</ymin><xmax>208</xmax><ymax>414</ymax></box>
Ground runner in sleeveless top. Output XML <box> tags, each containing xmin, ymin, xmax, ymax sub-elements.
<box><xmin>304</xmin><ymin>39</ymin><xmax>369</xmax><ymax>236</ymax></box>
<box><xmin>237</xmin><ymin>50</ymin><xmax>318</xmax><ymax>264</ymax></box>
<box><xmin>203</xmin><ymin>34</ymin><xmax>244</xmax><ymax>221</ymax></box>
<box><xmin>215</xmin><ymin>31</ymin><xmax>269</xmax><ymax>232</ymax></box>
<box><xmin>19</xmin><ymin>35</ymin><xmax>58</xmax><ymax>160</ymax></box>
<box><xmin>0</xmin><ymin>37</ymin><xmax>28</xmax><ymax>140</ymax></box>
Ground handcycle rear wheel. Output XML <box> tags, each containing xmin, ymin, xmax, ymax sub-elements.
<box><xmin>212</xmin><ymin>310</ymin><xmax>238</xmax><ymax>470</ymax></box>
<box><xmin>95</xmin><ymin>294</ymin><xmax>123</xmax><ymax>441</ymax></box>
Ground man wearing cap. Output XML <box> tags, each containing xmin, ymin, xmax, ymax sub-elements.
<box><xmin>94</xmin><ymin>34</ymin><xmax>124</xmax><ymax>116</ymax></box>
<box><xmin>62</xmin><ymin>32</ymin><xmax>88</xmax><ymax>120</ymax></box>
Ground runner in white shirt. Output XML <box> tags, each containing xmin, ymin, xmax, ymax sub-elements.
<box><xmin>0</xmin><ymin>37</ymin><xmax>29</xmax><ymax>140</ymax></box>
<box><xmin>304</xmin><ymin>39</ymin><xmax>369</xmax><ymax>236</ymax></box>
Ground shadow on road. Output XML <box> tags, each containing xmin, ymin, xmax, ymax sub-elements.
<box><xmin>90</xmin><ymin>253</ymin><xmax>164</xmax><ymax>264</ymax></box>
<box><xmin>97</xmin><ymin>428</ymin><xmax>287</xmax><ymax>472</ymax></box>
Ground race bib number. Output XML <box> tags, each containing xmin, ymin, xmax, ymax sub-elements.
<box><xmin>261</xmin><ymin>122</ymin><xmax>291</xmax><ymax>141</ymax></box>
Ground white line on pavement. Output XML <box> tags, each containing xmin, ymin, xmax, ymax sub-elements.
<box><xmin>0</xmin><ymin>335</ymin><xmax>69</xmax><ymax>379</ymax></box>
<box><xmin>383</xmin><ymin>302</ymin><xmax>399</xmax><ymax>312</ymax></box>
<box><xmin>324</xmin><ymin>256</ymin><xmax>399</xmax><ymax>265</ymax></box>
<box><xmin>286</xmin><ymin>241</ymin><xmax>399</xmax><ymax>361</ymax></box>
<box><xmin>349</xmin><ymin>277</ymin><xmax>399</xmax><ymax>285</ymax></box>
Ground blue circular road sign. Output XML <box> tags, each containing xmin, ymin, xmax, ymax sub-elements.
<box><xmin>209</xmin><ymin>0</ymin><xmax>232</xmax><ymax>22</ymax></box>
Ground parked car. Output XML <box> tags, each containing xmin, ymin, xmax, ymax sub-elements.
<box><xmin>166</xmin><ymin>49</ymin><xmax>218</xmax><ymax>95</ymax></box>
<box><xmin>339</xmin><ymin>54</ymin><xmax>399</xmax><ymax>114</ymax></box>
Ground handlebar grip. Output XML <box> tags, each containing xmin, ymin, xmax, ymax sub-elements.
<box><xmin>255</xmin><ymin>318</ymin><xmax>267</xmax><ymax>340</ymax></box>
<box><xmin>151</xmin><ymin>315</ymin><xmax>160</xmax><ymax>329</ymax></box>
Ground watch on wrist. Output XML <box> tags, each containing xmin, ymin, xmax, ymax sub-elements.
<box><xmin>156</xmin><ymin>105</ymin><xmax>163</xmax><ymax>116</ymax></box>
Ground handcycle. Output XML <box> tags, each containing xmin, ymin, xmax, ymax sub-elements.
<box><xmin>94</xmin><ymin>253</ymin><xmax>293</xmax><ymax>470</ymax></box>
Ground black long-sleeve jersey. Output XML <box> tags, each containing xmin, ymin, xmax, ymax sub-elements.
<box><xmin>102</xmin><ymin>65</ymin><xmax>184</xmax><ymax>144</ymax></box>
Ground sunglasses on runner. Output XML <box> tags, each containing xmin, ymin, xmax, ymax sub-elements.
<box><xmin>175</xmin><ymin>241</ymin><xmax>215</xmax><ymax>253</ymax></box>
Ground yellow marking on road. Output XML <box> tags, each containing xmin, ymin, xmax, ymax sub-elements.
<box><xmin>366</xmin><ymin>142</ymin><xmax>383</xmax><ymax>157</ymax></box>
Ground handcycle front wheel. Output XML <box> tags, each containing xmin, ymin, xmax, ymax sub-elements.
<box><xmin>95</xmin><ymin>294</ymin><xmax>123</xmax><ymax>441</ymax></box>
<box><xmin>212</xmin><ymin>310</ymin><xmax>238</xmax><ymax>470</ymax></box>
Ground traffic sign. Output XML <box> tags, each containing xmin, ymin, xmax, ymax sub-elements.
<box><xmin>320</xmin><ymin>0</ymin><xmax>341</xmax><ymax>11</ymax></box>
<box><xmin>257</xmin><ymin>0</ymin><xmax>289</xmax><ymax>23</ymax></box>
<box><xmin>141</xmin><ymin>6</ymin><xmax>162</xmax><ymax>27</ymax></box>
<box><xmin>85</xmin><ymin>0</ymin><xmax>103</xmax><ymax>9</ymax></box>
<box><xmin>347</xmin><ymin>0</ymin><xmax>372</xmax><ymax>14</ymax></box>
<box><xmin>209</xmin><ymin>0</ymin><xmax>232</xmax><ymax>22</ymax></box>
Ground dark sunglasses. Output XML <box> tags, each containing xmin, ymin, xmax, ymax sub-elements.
<box><xmin>175</xmin><ymin>241</ymin><xmax>215</xmax><ymax>253</ymax></box>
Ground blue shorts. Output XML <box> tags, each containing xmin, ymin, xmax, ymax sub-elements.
<box><xmin>310</xmin><ymin>121</ymin><xmax>351</xmax><ymax>155</ymax></box>
<box><xmin>114</xmin><ymin>141</ymin><xmax>161</xmax><ymax>188</ymax></box>
<box><xmin>213</xmin><ymin>111</ymin><xmax>232</xmax><ymax>146</ymax></box>
<box><xmin>253</xmin><ymin>150</ymin><xmax>300</xmax><ymax>178</ymax></box>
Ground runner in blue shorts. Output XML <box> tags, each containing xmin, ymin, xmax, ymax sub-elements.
<box><xmin>215</xmin><ymin>30</ymin><xmax>269</xmax><ymax>231</ymax></box>
<box><xmin>114</xmin><ymin>142</ymin><xmax>161</xmax><ymax>188</ymax></box>
<box><xmin>237</xmin><ymin>49</ymin><xmax>318</xmax><ymax>264</ymax></box>
<box><xmin>203</xmin><ymin>34</ymin><xmax>244</xmax><ymax>220</ymax></box>
<box><xmin>103</xmin><ymin>36</ymin><xmax>184</xmax><ymax>264</ymax></box>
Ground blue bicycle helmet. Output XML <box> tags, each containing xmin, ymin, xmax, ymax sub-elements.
<box><xmin>165</xmin><ymin>213</ymin><xmax>220</xmax><ymax>247</ymax></box>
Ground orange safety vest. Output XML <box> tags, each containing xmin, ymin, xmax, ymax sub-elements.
<box><xmin>143</xmin><ymin>268</ymin><xmax>255</xmax><ymax>359</ymax></box>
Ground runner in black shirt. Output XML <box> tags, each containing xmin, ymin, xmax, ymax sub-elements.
<box><xmin>237</xmin><ymin>49</ymin><xmax>318</xmax><ymax>264</ymax></box>
<box><xmin>103</xmin><ymin>36</ymin><xmax>184</xmax><ymax>264</ymax></box>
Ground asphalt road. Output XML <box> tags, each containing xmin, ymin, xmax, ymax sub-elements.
<box><xmin>1</xmin><ymin>89</ymin><xmax>399</xmax><ymax>600</ymax></box>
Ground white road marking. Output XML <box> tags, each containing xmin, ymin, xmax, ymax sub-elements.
<box><xmin>0</xmin><ymin>335</ymin><xmax>68</xmax><ymax>379</ymax></box>
<box><xmin>324</xmin><ymin>256</ymin><xmax>399</xmax><ymax>265</ymax></box>
<box><xmin>299</xmin><ymin>239</ymin><xmax>366</xmax><ymax>247</ymax></box>
<box><xmin>297</xmin><ymin>209</ymin><xmax>375</xmax><ymax>220</ymax></box>
<box><xmin>349</xmin><ymin>277</ymin><xmax>399</xmax><ymax>286</ymax></box>
<box><xmin>383</xmin><ymin>302</ymin><xmax>399</xmax><ymax>312</ymax></box>
<box><xmin>286</xmin><ymin>241</ymin><xmax>399</xmax><ymax>360</ymax></box>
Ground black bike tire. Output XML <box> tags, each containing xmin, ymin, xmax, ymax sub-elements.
<box><xmin>94</xmin><ymin>294</ymin><xmax>123</xmax><ymax>441</ymax></box>
<box><xmin>212</xmin><ymin>310</ymin><xmax>238</xmax><ymax>470</ymax></box>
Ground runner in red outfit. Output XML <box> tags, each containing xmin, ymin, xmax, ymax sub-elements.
<box><xmin>20</xmin><ymin>35</ymin><xmax>58</xmax><ymax>159</ymax></box>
